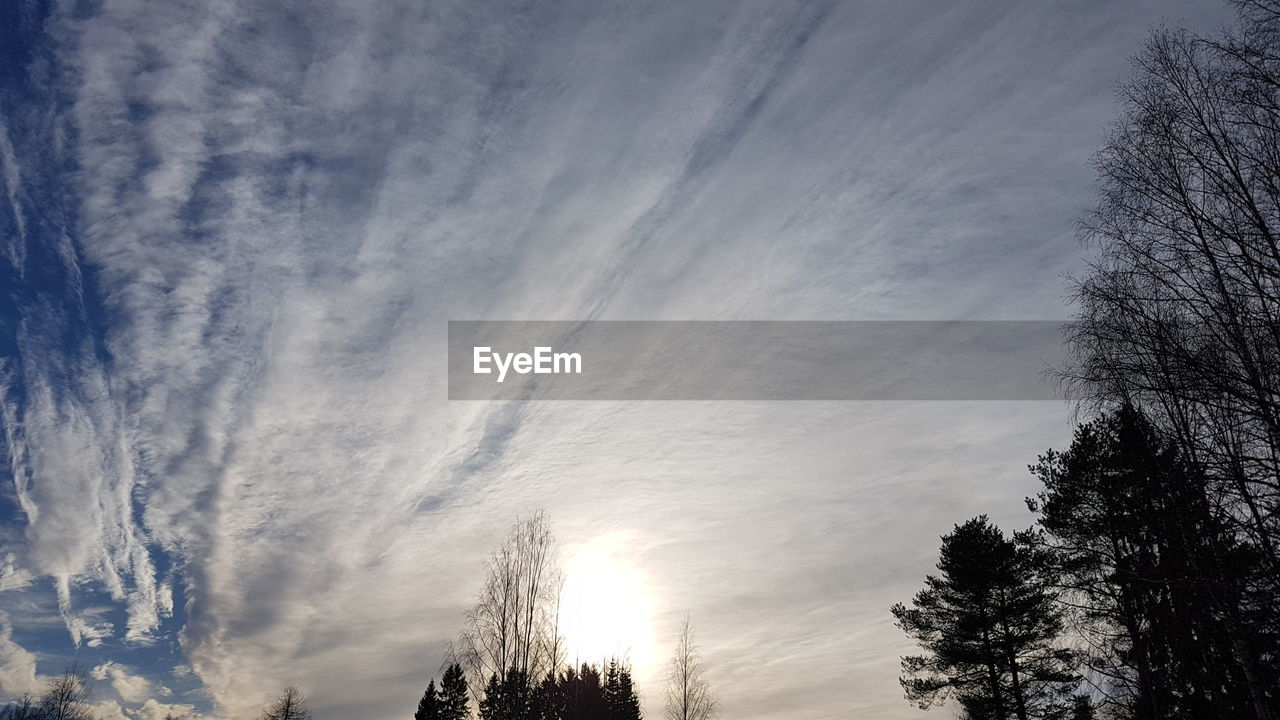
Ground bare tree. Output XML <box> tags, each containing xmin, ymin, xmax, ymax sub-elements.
<box><xmin>37</xmin><ymin>669</ymin><xmax>94</xmax><ymax>720</ymax></box>
<box><xmin>456</xmin><ymin>509</ymin><xmax>564</xmax><ymax>700</ymax></box>
<box><xmin>1063</xmin><ymin>4</ymin><xmax>1280</xmax><ymax>717</ymax></box>
<box><xmin>1068</xmin><ymin>20</ymin><xmax>1280</xmax><ymax>567</ymax></box>
<box><xmin>259</xmin><ymin>687</ymin><xmax>311</xmax><ymax>720</ymax></box>
<box><xmin>664</xmin><ymin>616</ymin><xmax>718</xmax><ymax>720</ymax></box>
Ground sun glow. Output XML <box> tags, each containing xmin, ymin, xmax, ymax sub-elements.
<box><xmin>559</xmin><ymin>536</ymin><xmax>657</xmax><ymax>677</ymax></box>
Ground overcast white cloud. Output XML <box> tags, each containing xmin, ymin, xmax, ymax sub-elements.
<box><xmin>0</xmin><ymin>1</ymin><xmax>1237</xmax><ymax>719</ymax></box>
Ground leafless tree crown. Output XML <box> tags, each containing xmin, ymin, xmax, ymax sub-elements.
<box><xmin>1063</xmin><ymin>4</ymin><xmax>1280</xmax><ymax>717</ymax></box>
<box><xmin>456</xmin><ymin>509</ymin><xmax>565</xmax><ymax>696</ymax></box>
<box><xmin>1067</xmin><ymin>0</ymin><xmax>1280</xmax><ymax>581</ymax></box>
<box><xmin>259</xmin><ymin>686</ymin><xmax>311</xmax><ymax>720</ymax></box>
<box><xmin>664</xmin><ymin>616</ymin><xmax>719</xmax><ymax>720</ymax></box>
<box><xmin>35</xmin><ymin>671</ymin><xmax>93</xmax><ymax>720</ymax></box>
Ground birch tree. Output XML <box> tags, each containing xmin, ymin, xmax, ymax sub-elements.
<box><xmin>458</xmin><ymin>509</ymin><xmax>564</xmax><ymax>703</ymax></box>
<box><xmin>664</xmin><ymin>617</ymin><xmax>718</xmax><ymax>720</ymax></box>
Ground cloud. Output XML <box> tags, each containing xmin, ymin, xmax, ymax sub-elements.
<box><xmin>132</xmin><ymin>699</ymin><xmax>203</xmax><ymax>720</ymax></box>
<box><xmin>0</xmin><ymin>552</ymin><xmax>33</xmax><ymax>593</ymax></box>
<box><xmin>0</xmin><ymin>1</ymin><xmax>1238</xmax><ymax>719</ymax></box>
<box><xmin>92</xmin><ymin>662</ymin><xmax>160</xmax><ymax>705</ymax></box>
<box><xmin>90</xmin><ymin>700</ymin><xmax>130</xmax><ymax>720</ymax></box>
<box><xmin>0</xmin><ymin>613</ymin><xmax>39</xmax><ymax>697</ymax></box>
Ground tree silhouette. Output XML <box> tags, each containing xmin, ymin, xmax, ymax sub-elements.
<box><xmin>440</xmin><ymin>663</ymin><xmax>470</xmax><ymax>720</ymax></box>
<box><xmin>478</xmin><ymin>669</ymin><xmax>534</xmax><ymax>720</ymax></box>
<box><xmin>415</xmin><ymin>680</ymin><xmax>441</xmax><ymax>720</ymax></box>
<box><xmin>528</xmin><ymin>672</ymin><xmax>559</xmax><ymax>720</ymax></box>
<box><xmin>1028</xmin><ymin>405</ymin><xmax>1262</xmax><ymax>718</ymax></box>
<box><xmin>259</xmin><ymin>687</ymin><xmax>311</xmax><ymax>720</ymax></box>
<box><xmin>892</xmin><ymin>517</ymin><xmax>1076</xmax><ymax>720</ymax></box>
<box><xmin>35</xmin><ymin>670</ymin><xmax>93</xmax><ymax>720</ymax></box>
<box><xmin>604</xmin><ymin>658</ymin><xmax>642</xmax><ymax>720</ymax></box>
<box><xmin>1063</xmin><ymin>5</ymin><xmax>1280</xmax><ymax>714</ymax></box>
<box><xmin>0</xmin><ymin>672</ymin><xmax>92</xmax><ymax>720</ymax></box>
<box><xmin>458</xmin><ymin>509</ymin><xmax>565</xmax><ymax>705</ymax></box>
<box><xmin>558</xmin><ymin>663</ymin><xmax>606</xmax><ymax>720</ymax></box>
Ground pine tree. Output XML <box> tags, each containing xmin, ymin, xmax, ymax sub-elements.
<box><xmin>892</xmin><ymin>516</ymin><xmax>1077</xmax><ymax>720</ymax></box>
<box><xmin>415</xmin><ymin>680</ymin><xmax>442</xmax><ymax>720</ymax></box>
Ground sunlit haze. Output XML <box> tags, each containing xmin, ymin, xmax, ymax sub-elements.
<box><xmin>558</xmin><ymin>536</ymin><xmax>658</xmax><ymax>679</ymax></box>
<box><xmin>0</xmin><ymin>2</ymin><xmax>1246</xmax><ymax>720</ymax></box>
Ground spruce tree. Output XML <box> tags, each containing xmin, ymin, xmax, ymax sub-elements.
<box><xmin>440</xmin><ymin>663</ymin><xmax>470</xmax><ymax>720</ymax></box>
<box><xmin>528</xmin><ymin>673</ymin><xmax>559</xmax><ymax>720</ymax></box>
<box><xmin>479</xmin><ymin>669</ymin><xmax>530</xmax><ymax>720</ymax></box>
<box><xmin>603</xmin><ymin>659</ymin><xmax>622</xmax><ymax>717</ymax></box>
<box><xmin>1028</xmin><ymin>405</ymin><xmax>1265</xmax><ymax>718</ymax></box>
<box><xmin>618</xmin><ymin>667</ymin><xmax>641</xmax><ymax>720</ymax></box>
<box><xmin>604</xmin><ymin>659</ymin><xmax>642</xmax><ymax>720</ymax></box>
<box><xmin>560</xmin><ymin>663</ymin><xmax>607</xmax><ymax>720</ymax></box>
<box><xmin>415</xmin><ymin>680</ymin><xmax>442</xmax><ymax>720</ymax></box>
<box><xmin>479</xmin><ymin>674</ymin><xmax>506</xmax><ymax>720</ymax></box>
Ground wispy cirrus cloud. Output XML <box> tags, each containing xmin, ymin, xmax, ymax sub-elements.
<box><xmin>0</xmin><ymin>1</ymin><xmax>1234</xmax><ymax>718</ymax></box>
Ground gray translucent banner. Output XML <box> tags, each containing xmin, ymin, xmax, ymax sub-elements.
<box><xmin>448</xmin><ymin>321</ymin><xmax>1068</xmax><ymax>401</ymax></box>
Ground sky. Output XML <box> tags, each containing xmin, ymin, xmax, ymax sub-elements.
<box><xmin>0</xmin><ymin>1</ymin><xmax>1238</xmax><ymax>719</ymax></box>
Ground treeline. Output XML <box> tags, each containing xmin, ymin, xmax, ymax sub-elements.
<box><xmin>411</xmin><ymin>512</ymin><xmax>718</xmax><ymax>720</ymax></box>
<box><xmin>413</xmin><ymin>659</ymin><xmax>640</xmax><ymax>720</ymax></box>
<box><xmin>0</xmin><ymin>672</ymin><xmax>310</xmax><ymax>720</ymax></box>
<box><xmin>1</xmin><ymin>509</ymin><xmax>718</xmax><ymax>720</ymax></box>
<box><xmin>893</xmin><ymin>2</ymin><xmax>1280</xmax><ymax>718</ymax></box>
<box><xmin>0</xmin><ymin>671</ymin><xmax>196</xmax><ymax>720</ymax></box>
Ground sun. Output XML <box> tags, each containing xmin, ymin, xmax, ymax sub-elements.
<box><xmin>558</xmin><ymin>535</ymin><xmax>657</xmax><ymax>677</ymax></box>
